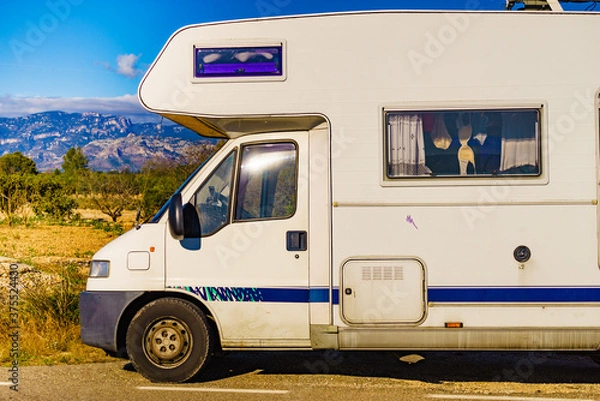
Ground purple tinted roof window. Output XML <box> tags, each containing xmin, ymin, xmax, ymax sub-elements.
<box><xmin>195</xmin><ymin>46</ymin><xmax>283</xmax><ymax>78</ymax></box>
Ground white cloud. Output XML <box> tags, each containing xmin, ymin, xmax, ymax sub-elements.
<box><xmin>97</xmin><ymin>54</ymin><xmax>145</xmax><ymax>78</ymax></box>
<box><xmin>0</xmin><ymin>94</ymin><xmax>158</xmax><ymax>122</ymax></box>
<box><xmin>116</xmin><ymin>54</ymin><xmax>143</xmax><ymax>78</ymax></box>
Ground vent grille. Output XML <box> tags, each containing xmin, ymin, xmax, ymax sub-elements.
<box><xmin>362</xmin><ymin>265</ymin><xmax>404</xmax><ymax>281</ymax></box>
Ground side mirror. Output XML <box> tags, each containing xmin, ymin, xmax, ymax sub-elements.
<box><xmin>183</xmin><ymin>203</ymin><xmax>201</xmax><ymax>238</ymax></box>
<box><xmin>168</xmin><ymin>193</ymin><xmax>184</xmax><ymax>240</ymax></box>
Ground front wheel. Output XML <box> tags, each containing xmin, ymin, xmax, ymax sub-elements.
<box><xmin>126</xmin><ymin>298</ymin><xmax>213</xmax><ymax>383</ymax></box>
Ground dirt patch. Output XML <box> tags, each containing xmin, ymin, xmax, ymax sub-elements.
<box><xmin>0</xmin><ymin>224</ymin><xmax>119</xmax><ymax>262</ymax></box>
<box><xmin>75</xmin><ymin>208</ymin><xmax>138</xmax><ymax>225</ymax></box>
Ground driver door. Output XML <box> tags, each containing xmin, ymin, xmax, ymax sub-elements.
<box><xmin>165</xmin><ymin>133</ymin><xmax>310</xmax><ymax>348</ymax></box>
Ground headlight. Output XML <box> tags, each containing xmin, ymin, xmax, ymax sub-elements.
<box><xmin>90</xmin><ymin>260</ymin><xmax>110</xmax><ymax>278</ymax></box>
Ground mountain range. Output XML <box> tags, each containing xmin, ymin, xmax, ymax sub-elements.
<box><xmin>0</xmin><ymin>111</ymin><xmax>215</xmax><ymax>172</ymax></box>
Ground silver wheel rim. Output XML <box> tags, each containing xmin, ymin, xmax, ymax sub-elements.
<box><xmin>143</xmin><ymin>317</ymin><xmax>193</xmax><ymax>368</ymax></box>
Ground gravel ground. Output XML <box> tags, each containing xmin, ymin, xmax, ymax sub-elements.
<box><xmin>3</xmin><ymin>351</ymin><xmax>599</xmax><ymax>401</ymax></box>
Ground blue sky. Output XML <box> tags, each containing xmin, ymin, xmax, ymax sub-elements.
<box><xmin>0</xmin><ymin>0</ymin><xmax>595</xmax><ymax>121</ymax></box>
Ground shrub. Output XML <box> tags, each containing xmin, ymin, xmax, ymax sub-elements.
<box><xmin>30</xmin><ymin>175</ymin><xmax>77</xmax><ymax>220</ymax></box>
<box><xmin>20</xmin><ymin>263</ymin><xmax>85</xmax><ymax>327</ymax></box>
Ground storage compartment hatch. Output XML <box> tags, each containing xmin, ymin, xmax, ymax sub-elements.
<box><xmin>341</xmin><ymin>258</ymin><xmax>426</xmax><ymax>324</ymax></box>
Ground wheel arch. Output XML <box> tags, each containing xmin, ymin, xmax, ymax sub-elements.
<box><xmin>115</xmin><ymin>291</ymin><xmax>221</xmax><ymax>358</ymax></box>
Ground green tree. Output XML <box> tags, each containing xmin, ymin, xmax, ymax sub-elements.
<box><xmin>0</xmin><ymin>153</ymin><xmax>76</xmax><ymax>223</ymax></box>
<box><xmin>0</xmin><ymin>153</ymin><xmax>38</xmax><ymax>224</ymax></box>
<box><xmin>62</xmin><ymin>147</ymin><xmax>89</xmax><ymax>174</ymax></box>
<box><xmin>0</xmin><ymin>151</ymin><xmax>37</xmax><ymax>175</ymax></box>
<box><xmin>30</xmin><ymin>175</ymin><xmax>77</xmax><ymax>220</ymax></box>
<box><xmin>61</xmin><ymin>147</ymin><xmax>90</xmax><ymax>195</ymax></box>
<box><xmin>0</xmin><ymin>175</ymin><xmax>34</xmax><ymax>224</ymax></box>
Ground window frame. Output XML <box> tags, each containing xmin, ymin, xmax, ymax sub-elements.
<box><xmin>191</xmin><ymin>41</ymin><xmax>287</xmax><ymax>84</ymax></box>
<box><xmin>232</xmin><ymin>140</ymin><xmax>300</xmax><ymax>223</ymax></box>
<box><xmin>380</xmin><ymin>102</ymin><xmax>548</xmax><ymax>187</ymax></box>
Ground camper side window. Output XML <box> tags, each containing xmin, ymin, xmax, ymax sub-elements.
<box><xmin>385</xmin><ymin>109</ymin><xmax>540</xmax><ymax>178</ymax></box>
<box><xmin>234</xmin><ymin>142</ymin><xmax>297</xmax><ymax>221</ymax></box>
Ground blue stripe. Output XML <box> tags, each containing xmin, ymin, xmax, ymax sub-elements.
<box><xmin>259</xmin><ymin>288</ymin><xmax>340</xmax><ymax>303</ymax></box>
<box><xmin>428</xmin><ymin>287</ymin><xmax>600</xmax><ymax>303</ymax></box>
<box><xmin>180</xmin><ymin>285</ymin><xmax>600</xmax><ymax>304</ymax></box>
<box><xmin>179</xmin><ymin>286</ymin><xmax>339</xmax><ymax>303</ymax></box>
<box><xmin>260</xmin><ymin>288</ymin><xmax>308</xmax><ymax>302</ymax></box>
<box><xmin>258</xmin><ymin>287</ymin><xmax>341</xmax><ymax>303</ymax></box>
<box><xmin>309</xmin><ymin>288</ymin><xmax>328</xmax><ymax>302</ymax></box>
<box><xmin>309</xmin><ymin>288</ymin><xmax>340</xmax><ymax>304</ymax></box>
<box><xmin>333</xmin><ymin>288</ymin><xmax>340</xmax><ymax>305</ymax></box>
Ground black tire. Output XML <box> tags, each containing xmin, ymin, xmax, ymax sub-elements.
<box><xmin>126</xmin><ymin>298</ymin><xmax>213</xmax><ymax>383</ymax></box>
<box><xmin>590</xmin><ymin>352</ymin><xmax>600</xmax><ymax>366</ymax></box>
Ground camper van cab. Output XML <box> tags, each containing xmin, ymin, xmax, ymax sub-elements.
<box><xmin>80</xmin><ymin>11</ymin><xmax>600</xmax><ymax>383</ymax></box>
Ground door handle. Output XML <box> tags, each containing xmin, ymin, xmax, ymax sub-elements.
<box><xmin>286</xmin><ymin>231</ymin><xmax>307</xmax><ymax>251</ymax></box>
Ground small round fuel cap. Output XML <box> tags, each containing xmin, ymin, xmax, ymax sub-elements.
<box><xmin>514</xmin><ymin>245</ymin><xmax>531</xmax><ymax>263</ymax></box>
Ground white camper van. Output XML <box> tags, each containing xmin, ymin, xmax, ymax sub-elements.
<box><xmin>80</xmin><ymin>10</ymin><xmax>600</xmax><ymax>382</ymax></box>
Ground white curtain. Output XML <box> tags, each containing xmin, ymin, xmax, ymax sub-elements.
<box><xmin>500</xmin><ymin>112</ymin><xmax>538</xmax><ymax>172</ymax></box>
<box><xmin>388</xmin><ymin>114</ymin><xmax>431</xmax><ymax>176</ymax></box>
<box><xmin>500</xmin><ymin>138</ymin><xmax>537</xmax><ymax>171</ymax></box>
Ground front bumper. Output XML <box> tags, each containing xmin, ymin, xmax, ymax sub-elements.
<box><xmin>79</xmin><ymin>291</ymin><xmax>143</xmax><ymax>354</ymax></box>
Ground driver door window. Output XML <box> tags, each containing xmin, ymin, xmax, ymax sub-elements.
<box><xmin>235</xmin><ymin>142</ymin><xmax>297</xmax><ymax>221</ymax></box>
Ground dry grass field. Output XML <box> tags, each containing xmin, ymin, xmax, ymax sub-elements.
<box><xmin>0</xmin><ymin>212</ymin><xmax>129</xmax><ymax>366</ymax></box>
<box><xmin>0</xmin><ymin>224</ymin><xmax>116</xmax><ymax>263</ymax></box>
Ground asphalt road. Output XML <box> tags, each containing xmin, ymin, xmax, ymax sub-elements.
<box><xmin>3</xmin><ymin>351</ymin><xmax>600</xmax><ymax>400</ymax></box>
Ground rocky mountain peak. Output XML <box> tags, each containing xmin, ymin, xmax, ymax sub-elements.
<box><xmin>0</xmin><ymin>111</ymin><xmax>214</xmax><ymax>172</ymax></box>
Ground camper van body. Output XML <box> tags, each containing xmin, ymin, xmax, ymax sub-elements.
<box><xmin>80</xmin><ymin>11</ymin><xmax>600</xmax><ymax>382</ymax></box>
